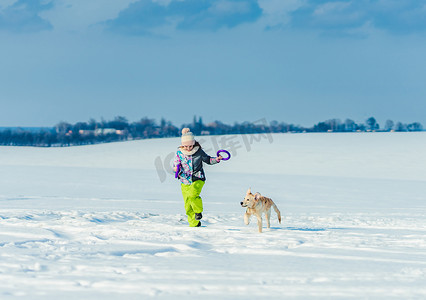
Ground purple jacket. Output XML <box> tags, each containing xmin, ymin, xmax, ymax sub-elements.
<box><xmin>174</xmin><ymin>147</ymin><xmax>219</xmax><ymax>185</ymax></box>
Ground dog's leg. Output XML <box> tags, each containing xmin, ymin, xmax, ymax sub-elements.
<box><xmin>266</xmin><ymin>209</ymin><xmax>271</xmax><ymax>228</ymax></box>
<box><xmin>244</xmin><ymin>212</ymin><xmax>251</xmax><ymax>225</ymax></box>
<box><xmin>256</xmin><ymin>214</ymin><xmax>262</xmax><ymax>233</ymax></box>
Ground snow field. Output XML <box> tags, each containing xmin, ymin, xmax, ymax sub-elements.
<box><xmin>1</xmin><ymin>208</ymin><xmax>426</xmax><ymax>299</ymax></box>
<box><xmin>1</xmin><ymin>132</ymin><xmax>426</xmax><ymax>299</ymax></box>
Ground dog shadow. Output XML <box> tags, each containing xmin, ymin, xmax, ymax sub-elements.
<box><xmin>242</xmin><ymin>227</ymin><xmax>325</xmax><ymax>233</ymax></box>
<box><xmin>283</xmin><ymin>227</ymin><xmax>346</xmax><ymax>231</ymax></box>
<box><xmin>285</xmin><ymin>227</ymin><xmax>327</xmax><ymax>232</ymax></box>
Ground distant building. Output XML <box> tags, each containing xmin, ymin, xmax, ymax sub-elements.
<box><xmin>79</xmin><ymin>130</ymin><xmax>95</xmax><ymax>136</ymax></box>
<box><xmin>95</xmin><ymin>128</ymin><xmax>117</xmax><ymax>135</ymax></box>
<box><xmin>93</xmin><ymin>128</ymin><xmax>125</xmax><ymax>136</ymax></box>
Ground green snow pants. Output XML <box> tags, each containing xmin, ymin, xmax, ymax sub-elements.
<box><xmin>181</xmin><ymin>180</ymin><xmax>205</xmax><ymax>227</ymax></box>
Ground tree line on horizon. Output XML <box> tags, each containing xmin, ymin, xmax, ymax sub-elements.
<box><xmin>0</xmin><ymin>116</ymin><xmax>423</xmax><ymax>147</ymax></box>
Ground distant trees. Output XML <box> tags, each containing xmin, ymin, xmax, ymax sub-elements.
<box><xmin>312</xmin><ymin>118</ymin><xmax>369</xmax><ymax>132</ymax></box>
<box><xmin>0</xmin><ymin>128</ymin><xmax>56</xmax><ymax>146</ymax></box>
<box><xmin>384</xmin><ymin>120</ymin><xmax>423</xmax><ymax>132</ymax></box>
<box><xmin>366</xmin><ymin>117</ymin><xmax>379</xmax><ymax>131</ymax></box>
<box><xmin>344</xmin><ymin>119</ymin><xmax>356</xmax><ymax>132</ymax></box>
<box><xmin>385</xmin><ymin>120</ymin><xmax>394</xmax><ymax>131</ymax></box>
<box><xmin>407</xmin><ymin>122</ymin><xmax>423</xmax><ymax>131</ymax></box>
<box><xmin>0</xmin><ymin>115</ymin><xmax>423</xmax><ymax>147</ymax></box>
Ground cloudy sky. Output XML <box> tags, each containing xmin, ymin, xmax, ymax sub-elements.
<box><xmin>1</xmin><ymin>0</ymin><xmax>426</xmax><ymax>127</ymax></box>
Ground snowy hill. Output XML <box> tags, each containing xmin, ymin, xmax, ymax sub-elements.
<box><xmin>1</xmin><ymin>132</ymin><xmax>425</xmax><ymax>299</ymax></box>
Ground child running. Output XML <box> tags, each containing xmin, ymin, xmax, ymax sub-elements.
<box><xmin>173</xmin><ymin>128</ymin><xmax>222</xmax><ymax>227</ymax></box>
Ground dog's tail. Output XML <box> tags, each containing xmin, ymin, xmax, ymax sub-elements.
<box><xmin>272</xmin><ymin>202</ymin><xmax>281</xmax><ymax>223</ymax></box>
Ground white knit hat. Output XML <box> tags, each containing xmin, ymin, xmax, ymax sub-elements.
<box><xmin>181</xmin><ymin>128</ymin><xmax>195</xmax><ymax>146</ymax></box>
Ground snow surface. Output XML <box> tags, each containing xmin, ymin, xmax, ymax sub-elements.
<box><xmin>1</xmin><ymin>132</ymin><xmax>425</xmax><ymax>299</ymax></box>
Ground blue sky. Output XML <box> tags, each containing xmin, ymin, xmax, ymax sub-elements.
<box><xmin>1</xmin><ymin>0</ymin><xmax>426</xmax><ymax>127</ymax></box>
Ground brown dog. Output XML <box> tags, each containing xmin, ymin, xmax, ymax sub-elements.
<box><xmin>240</xmin><ymin>188</ymin><xmax>281</xmax><ymax>233</ymax></box>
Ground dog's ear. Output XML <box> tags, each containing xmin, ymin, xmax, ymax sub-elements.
<box><xmin>254</xmin><ymin>192</ymin><xmax>261</xmax><ymax>200</ymax></box>
<box><xmin>246</xmin><ymin>188</ymin><xmax>251</xmax><ymax>195</ymax></box>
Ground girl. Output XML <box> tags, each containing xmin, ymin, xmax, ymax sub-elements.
<box><xmin>173</xmin><ymin>128</ymin><xmax>222</xmax><ymax>227</ymax></box>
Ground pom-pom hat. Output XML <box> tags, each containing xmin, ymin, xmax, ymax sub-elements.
<box><xmin>181</xmin><ymin>128</ymin><xmax>195</xmax><ymax>146</ymax></box>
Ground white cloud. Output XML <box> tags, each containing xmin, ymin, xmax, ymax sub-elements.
<box><xmin>39</xmin><ymin>0</ymin><xmax>139</xmax><ymax>32</ymax></box>
<box><xmin>208</xmin><ymin>0</ymin><xmax>252</xmax><ymax>15</ymax></box>
<box><xmin>0</xmin><ymin>0</ymin><xmax>54</xmax><ymax>33</ymax></box>
<box><xmin>0</xmin><ymin>0</ymin><xmax>18</xmax><ymax>9</ymax></box>
<box><xmin>286</xmin><ymin>0</ymin><xmax>426</xmax><ymax>36</ymax></box>
<box><xmin>257</xmin><ymin>0</ymin><xmax>304</xmax><ymax>28</ymax></box>
<box><xmin>152</xmin><ymin>0</ymin><xmax>172</xmax><ymax>6</ymax></box>
<box><xmin>313</xmin><ymin>2</ymin><xmax>351</xmax><ymax>16</ymax></box>
<box><xmin>103</xmin><ymin>0</ymin><xmax>262</xmax><ymax>34</ymax></box>
<box><xmin>311</xmin><ymin>1</ymin><xmax>364</xmax><ymax>28</ymax></box>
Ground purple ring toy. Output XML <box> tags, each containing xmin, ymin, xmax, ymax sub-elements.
<box><xmin>217</xmin><ymin>149</ymin><xmax>231</xmax><ymax>161</ymax></box>
<box><xmin>175</xmin><ymin>164</ymin><xmax>181</xmax><ymax>178</ymax></box>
